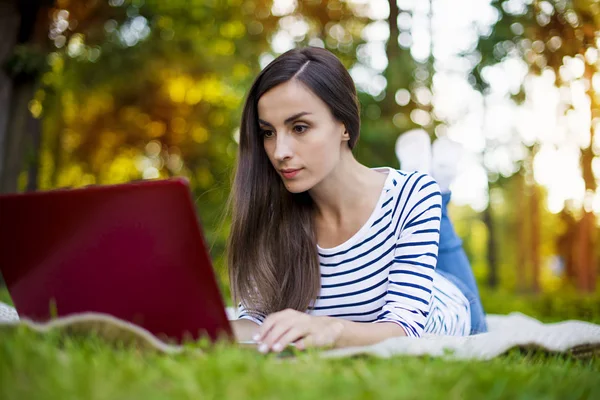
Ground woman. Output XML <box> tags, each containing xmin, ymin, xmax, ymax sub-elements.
<box><xmin>227</xmin><ymin>47</ymin><xmax>487</xmax><ymax>354</ymax></box>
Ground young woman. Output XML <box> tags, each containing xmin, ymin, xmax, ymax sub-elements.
<box><xmin>227</xmin><ymin>47</ymin><xmax>487</xmax><ymax>354</ymax></box>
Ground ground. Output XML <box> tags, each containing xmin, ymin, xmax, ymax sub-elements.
<box><xmin>1</xmin><ymin>289</ymin><xmax>599</xmax><ymax>399</ymax></box>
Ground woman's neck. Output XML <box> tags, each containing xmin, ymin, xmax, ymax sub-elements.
<box><xmin>309</xmin><ymin>152</ymin><xmax>386</xmax><ymax>227</ymax></box>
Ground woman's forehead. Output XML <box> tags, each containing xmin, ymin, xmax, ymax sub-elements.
<box><xmin>257</xmin><ymin>81</ymin><xmax>326</xmax><ymax>120</ymax></box>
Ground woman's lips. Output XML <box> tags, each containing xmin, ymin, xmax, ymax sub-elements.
<box><xmin>281</xmin><ymin>169</ymin><xmax>302</xmax><ymax>179</ymax></box>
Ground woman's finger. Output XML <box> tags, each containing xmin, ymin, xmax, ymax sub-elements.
<box><xmin>258</xmin><ymin>318</ymin><xmax>295</xmax><ymax>352</ymax></box>
<box><xmin>293</xmin><ymin>338</ymin><xmax>305</xmax><ymax>351</ymax></box>
<box><xmin>255</xmin><ymin>310</ymin><xmax>288</xmax><ymax>342</ymax></box>
<box><xmin>271</xmin><ymin>327</ymin><xmax>306</xmax><ymax>352</ymax></box>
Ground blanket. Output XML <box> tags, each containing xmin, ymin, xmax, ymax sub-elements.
<box><xmin>1</xmin><ymin>302</ymin><xmax>599</xmax><ymax>360</ymax></box>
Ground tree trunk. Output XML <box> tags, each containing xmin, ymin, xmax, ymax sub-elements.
<box><xmin>49</xmin><ymin>113</ymin><xmax>64</xmax><ymax>187</ymax></box>
<box><xmin>383</xmin><ymin>0</ymin><xmax>400</xmax><ymax>115</ymax></box>
<box><xmin>575</xmin><ymin>143</ymin><xmax>596</xmax><ymax>292</ymax></box>
<box><xmin>0</xmin><ymin>0</ymin><xmax>51</xmax><ymax>194</ymax></box>
<box><xmin>483</xmin><ymin>187</ymin><xmax>498</xmax><ymax>289</ymax></box>
<box><xmin>1</xmin><ymin>79</ymin><xmax>37</xmax><ymax>193</ymax></box>
<box><xmin>26</xmin><ymin>114</ymin><xmax>41</xmax><ymax>191</ymax></box>
<box><xmin>530</xmin><ymin>180</ymin><xmax>541</xmax><ymax>293</ymax></box>
<box><xmin>515</xmin><ymin>170</ymin><xmax>528</xmax><ymax>293</ymax></box>
<box><xmin>575</xmin><ymin>67</ymin><xmax>599</xmax><ymax>293</ymax></box>
<box><xmin>575</xmin><ymin>210</ymin><xmax>597</xmax><ymax>292</ymax></box>
<box><xmin>0</xmin><ymin>0</ymin><xmax>21</xmax><ymax>188</ymax></box>
<box><xmin>557</xmin><ymin>207</ymin><xmax>577</xmax><ymax>286</ymax></box>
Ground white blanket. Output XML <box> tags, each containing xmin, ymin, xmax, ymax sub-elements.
<box><xmin>1</xmin><ymin>302</ymin><xmax>599</xmax><ymax>360</ymax></box>
<box><xmin>321</xmin><ymin>313</ymin><xmax>600</xmax><ymax>360</ymax></box>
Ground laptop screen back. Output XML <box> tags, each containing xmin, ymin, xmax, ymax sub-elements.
<box><xmin>0</xmin><ymin>178</ymin><xmax>233</xmax><ymax>343</ymax></box>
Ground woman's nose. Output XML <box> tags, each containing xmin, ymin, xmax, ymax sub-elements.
<box><xmin>274</xmin><ymin>133</ymin><xmax>294</xmax><ymax>161</ymax></box>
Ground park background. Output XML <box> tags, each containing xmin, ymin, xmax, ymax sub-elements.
<box><xmin>2</xmin><ymin>1</ymin><xmax>600</xmax><ymax>399</ymax></box>
<box><xmin>2</xmin><ymin>0</ymin><xmax>600</xmax><ymax>321</ymax></box>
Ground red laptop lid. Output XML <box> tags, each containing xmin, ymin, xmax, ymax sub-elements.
<box><xmin>0</xmin><ymin>178</ymin><xmax>233</xmax><ymax>343</ymax></box>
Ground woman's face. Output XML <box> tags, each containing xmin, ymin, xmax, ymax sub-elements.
<box><xmin>257</xmin><ymin>79</ymin><xmax>349</xmax><ymax>193</ymax></box>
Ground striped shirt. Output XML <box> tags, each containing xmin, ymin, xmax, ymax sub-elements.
<box><xmin>238</xmin><ymin>168</ymin><xmax>471</xmax><ymax>337</ymax></box>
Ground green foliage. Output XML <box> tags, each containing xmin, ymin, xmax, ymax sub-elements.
<box><xmin>481</xmin><ymin>287</ymin><xmax>600</xmax><ymax>324</ymax></box>
<box><xmin>29</xmin><ymin>0</ymin><xmax>283</xmax><ymax>289</ymax></box>
<box><xmin>5</xmin><ymin>0</ymin><xmax>598</xmax><ymax>299</ymax></box>
<box><xmin>0</xmin><ymin>288</ymin><xmax>12</xmax><ymax>306</ymax></box>
<box><xmin>2</xmin><ymin>44</ymin><xmax>49</xmax><ymax>80</ymax></box>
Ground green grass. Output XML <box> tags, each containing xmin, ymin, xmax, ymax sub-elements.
<box><xmin>1</xmin><ymin>328</ymin><xmax>599</xmax><ymax>400</ymax></box>
<box><xmin>2</xmin><ymin>288</ymin><xmax>600</xmax><ymax>399</ymax></box>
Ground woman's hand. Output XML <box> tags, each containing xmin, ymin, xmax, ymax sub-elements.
<box><xmin>253</xmin><ymin>309</ymin><xmax>344</xmax><ymax>353</ymax></box>
<box><xmin>230</xmin><ymin>318</ymin><xmax>260</xmax><ymax>342</ymax></box>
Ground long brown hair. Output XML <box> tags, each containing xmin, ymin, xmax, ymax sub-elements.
<box><xmin>227</xmin><ymin>47</ymin><xmax>361</xmax><ymax>317</ymax></box>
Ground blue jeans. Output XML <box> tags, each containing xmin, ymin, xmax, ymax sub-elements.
<box><xmin>436</xmin><ymin>192</ymin><xmax>488</xmax><ymax>335</ymax></box>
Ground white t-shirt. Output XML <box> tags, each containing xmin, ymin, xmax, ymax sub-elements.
<box><xmin>238</xmin><ymin>168</ymin><xmax>471</xmax><ymax>337</ymax></box>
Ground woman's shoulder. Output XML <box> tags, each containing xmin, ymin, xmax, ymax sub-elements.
<box><xmin>378</xmin><ymin>167</ymin><xmax>441</xmax><ymax>203</ymax></box>
<box><xmin>379</xmin><ymin>168</ymin><xmax>442</xmax><ymax>237</ymax></box>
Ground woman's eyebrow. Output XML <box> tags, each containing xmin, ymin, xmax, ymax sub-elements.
<box><xmin>258</xmin><ymin>112</ymin><xmax>312</xmax><ymax>127</ymax></box>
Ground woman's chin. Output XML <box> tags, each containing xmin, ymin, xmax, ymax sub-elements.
<box><xmin>283</xmin><ymin>179</ymin><xmax>312</xmax><ymax>194</ymax></box>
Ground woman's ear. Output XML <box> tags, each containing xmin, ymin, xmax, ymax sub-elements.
<box><xmin>341</xmin><ymin>128</ymin><xmax>350</xmax><ymax>142</ymax></box>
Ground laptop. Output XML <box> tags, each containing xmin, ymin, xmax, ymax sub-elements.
<box><xmin>0</xmin><ymin>178</ymin><xmax>236</xmax><ymax>344</ymax></box>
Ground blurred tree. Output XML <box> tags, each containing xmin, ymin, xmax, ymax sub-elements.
<box><xmin>465</xmin><ymin>10</ymin><xmax>526</xmax><ymax>290</ymax></box>
<box><xmin>473</xmin><ymin>0</ymin><xmax>599</xmax><ymax>293</ymax></box>
<box><xmin>382</xmin><ymin>0</ymin><xmax>435</xmax><ymax>136</ymax></box>
<box><xmin>515</xmin><ymin>168</ymin><xmax>529</xmax><ymax>293</ymax></box>
<box><xmin>1</xmin><ymin>0</ymin><xmax>282</xmax><ymax>293</ymax></box>
<box><xmin>54</xmin><ymin>1</ymin><xmax>278</xmax><ymax>287</ymax></box>
<box><xmin>3</xmin><ymin>0</ymin><xmax>597</xmax><ymax>298</ymax></box>
<box><xmin>268</xmin><ymin>0</ymin><xmax>398</xmax><ymax>166</ymax></box>
<box><xmin>353</xmin><ymin>0</ymin><xmax>430</xmax><ymax>169</ymax></box>
<box><xmin>0</xmin><ymin>0</ymin><xmax>54</xmax><ymax>194</ymax></box>
<box><xmin>527</xmin><ymin>0</ymin><xmax>599</xmax><ymax>293</ymax></box>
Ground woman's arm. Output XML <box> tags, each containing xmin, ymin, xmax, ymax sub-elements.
<box><xmin>372</xmin><ymin>173</ymin><xmax>442</xmax><ymax>337</ymax></box>
<box><xmin>253</xmin><ymin>310</ymin><xmax>407</xmax><ymax>352</ymax></box>
<box><xmin>334</xmin><ymin>318</ymin><xmax>406</xmax><ymax>348</ymax></box>
<box><xmin>229</xmin><ymin>318</ymin><xmax>260</xmax><ymax>342</ymax></box>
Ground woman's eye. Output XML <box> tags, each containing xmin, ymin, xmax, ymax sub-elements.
<box><xmin>293</xmin><ymin>125</ymin><xmax>308</xmax><ymax>134</ymax></box>
<box><xmin>262</xmin><ymin>129</ymin><xmax>274</xmax><ymax>138</ymax></box>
